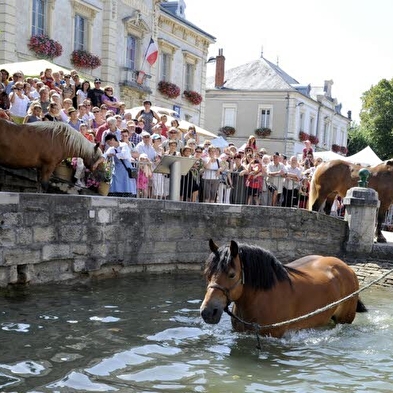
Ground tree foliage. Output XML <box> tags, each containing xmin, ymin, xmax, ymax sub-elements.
<box><xmin>347</xmin><ymin>122</ymin><xmax>369</xmax><ymax>156</ymax></box>
<box><xmin>358</xmin><ymin>79</ymin><xmax>393</xmax><ymax>159</ymax></box>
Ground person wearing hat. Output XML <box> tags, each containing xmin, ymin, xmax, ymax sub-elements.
<box><xmin>87</xmin><ymin>77</ymin><xmax>104</xmax><ymax>108</ymax></box>
<box><xmin>135</xmin><ymin>100</ymin><xmax>160</xmax><ymax>134</ymax></box>
<box><xmin>151</xmin><ymin>133</ymin><xmax>164</xmax><ymax>156</ymax></box>
<box><xmin>67</xmin><ymin>107</ymin><xmax>83</xmax><ymax>131</ymax></box>
<box><xmin>164</xmin><ymin>139</ymin><xmax>180</xmax><ymax>157</ymax></box>
<box><xmin>162</xmin><ymin>127</ymin><xmax>183</xmax><ymax>152</ymax></box>
<box><xmin>135</xmin><ymin>131</ymin><xmax>157</xmax><ymax>161</ymax></box>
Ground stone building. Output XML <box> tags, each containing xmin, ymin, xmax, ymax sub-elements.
<box><xmin>0</xmin><ymin>0</ymin><xmax>214</xmax><ymax>125</ymax></box>
<box><xmin>204</xmin><ymin>49</ymin><xmax>351</xmax><ymax>156</ymax></box>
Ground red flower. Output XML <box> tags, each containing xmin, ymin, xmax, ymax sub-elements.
<box><xmin>28</xmin><ymin>35</ymin><xmax>63</xmax><ymax>59</ymax></box>
<box><xmin>157</xmin><ymin>81</ymin><xmax>181</xmax><ymax>99</ymax></box>
<box><xmin>183</xmin><ymin>90</ymin><xmax>203</xmax><ymax>105</ymax></box>
<box><xmin>299</xmin><ymin>131</ymin><xmax>310</xmax><ymax>142</ymax></box>
<box><xmin>70</xmin><ymin>50</ymin><xmax>101</xmax><ymax>70</ymax></box>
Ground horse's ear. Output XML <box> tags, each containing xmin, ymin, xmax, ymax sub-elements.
<box><xmin>229</xmin><ymin>240</ymin><xmax>239</xmax><ymax>257</ymax></box>
<box><xmin>209</xmin><ymin>239</ymin><xmax>218</xmax><ymax>253</ymax></box>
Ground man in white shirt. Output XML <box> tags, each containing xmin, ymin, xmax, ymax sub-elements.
<box><xmin>266</xmin><ymin>152</ymin><xmax>287</xmax><ymax>206</ymax></box>
<box><xmin>282</xmin><ymin>156</ymin><xmax>302</xmax><ymax>207</ymax></box>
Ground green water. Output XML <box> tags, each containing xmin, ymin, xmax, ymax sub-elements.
<box><xmin>0</xmin><ymin>273</ymin><xmax>392</xmax><ymax>392</ymax></box>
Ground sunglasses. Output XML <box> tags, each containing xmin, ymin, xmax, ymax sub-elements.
<box><xmin>93</xmin><ymin>111</ymin><xmax>100</xmax><ymax>113</ymax></box>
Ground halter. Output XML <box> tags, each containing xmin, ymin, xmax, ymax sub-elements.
<box><xmin>207</xmin><ymin>262</ymin><xmax>245</xmax><ymax>308</ymax></box>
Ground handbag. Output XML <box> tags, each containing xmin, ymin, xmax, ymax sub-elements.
<box><xmin>120</xmin><ymin>159</ymin><xmax>138</xmax><ymax>179</ymax></box>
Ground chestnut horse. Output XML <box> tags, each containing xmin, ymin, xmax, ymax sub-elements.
<box><xmin>200</xmin><ymin>240</ymin><xmax>366</xmax><ymax>338</ymax></box>
<box><xmin>309</xmin><ymin>159</ymin><xmax>393</xmax><ymax>242</ymax></box>
<box><xmin>0</xmin><ymin>119</ymin><xmax>102</xmax><ymax>190</ymax></box>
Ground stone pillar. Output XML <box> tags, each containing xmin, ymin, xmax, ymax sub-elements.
<box><xmin>344</xmin><ymin>183</ymin><xmax>380</xmax><ymax>254</ymax></box>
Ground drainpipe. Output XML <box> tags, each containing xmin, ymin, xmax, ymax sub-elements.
<box><xmin>284</xmin><ymin>94</ymin><xmax>290</xmax><ymax>155</ymax></box>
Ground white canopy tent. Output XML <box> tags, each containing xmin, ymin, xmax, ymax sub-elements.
<box><xmin>0</xmin><ymin>59</ymin><xmax>89</xmax><ymax>79</ymax></box>
<box><xmin>345</xmin><ymin>146</ymin><xmax>382</xmax><ymax>166</ymax></box>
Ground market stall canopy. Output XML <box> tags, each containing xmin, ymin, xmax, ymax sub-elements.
<box><xmin>312</xmin><ymin>150</ymin><xmax>343</xmax><ymax>162</ymax></box>
<box><xmin>345</xmin><ymin>146</ymin><xmax>382</xmax><ymax>167</ymax></box>
<box><xmin>0</xmin><ymin>59</ymin><xmax>89</xmax><ymax>79</ymax></box>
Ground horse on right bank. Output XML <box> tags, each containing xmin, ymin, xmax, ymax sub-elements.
<box><xmin>309</xmin><ymin>159</ymin><xmax>393</xmax><ymax>243</ymax></box>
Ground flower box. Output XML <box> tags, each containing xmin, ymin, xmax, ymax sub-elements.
<box><xmin>255</xmin><ymin>127</ymin><xmax>272</xmax><ymax>138</ymax></box>
<box><xmin>299</xmin><ymin>131</ymin><xmax>310</xmax><ymax>142</ymax></box>
<box><xmin>309</xmin><ymin>134</ymin><xmax>319</xmax><ymax>145</ymax></box>
<box><xmin>220</xmin><ymin>126</ymin><xmax>236</xmax><ymax>136</ymax></box>
<box><xmin>340</xmin><ymin>146</ymin><xmax>348</xmax><ymax>155</ymax></box>
<box><xmin>157</xmin><ymin>81</ymin><xmax>180</xmax><ymax>99</ymax></box>
<box><xmin>28</xmin><ymin>35</ymin><xmax>62</xmax><ymax>59</ymax></box>
<box><xmin>183</xmin><ymin>90</ymin><xmax>203</xmax><ymax>105</ymax></box>
<box><xmin>332</xmin><ymin>144</ymin><xmax>340</xmax><ymax>153</ymax></box>
<box><xmin>70</xmin><ymin>49</ymin><xmax>101</xmax><ymax>70</ymax></box>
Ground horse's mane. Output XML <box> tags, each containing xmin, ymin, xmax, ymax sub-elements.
<box><xmin>205</xmin><ymin>243</ymin><xmax>301</xmax><ymax>291</ymax></box>
<box><xmin>20</xmin><ymin>121</ymin><xmax>95</xmax><ymax>157</ymax></box>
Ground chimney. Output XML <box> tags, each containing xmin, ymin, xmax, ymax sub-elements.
<box><xmin>347</xmin><ymin>110</ymin><xmax>352</xmax><ymax>121</ymax></box>
<box><xmin>215</xmin><ymin>48</ymin><xmax>225</xmax><ymax>88</ymax></box>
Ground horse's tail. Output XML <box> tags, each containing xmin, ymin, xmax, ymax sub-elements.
<box><xmin>308</xmin><ymin>175</ymin><xmax>319</xmax><ymax>211</ymax></box>
<box><xmin>356</xmin><ymin>298</ymin><xmax>367</xmax><ymax>313</ymax></box>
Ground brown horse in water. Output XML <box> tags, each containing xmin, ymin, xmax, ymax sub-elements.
<box><xmin>200</xmin><ymin>240</ymin><xmax>366</xmax><ymax>338</ymax></box>
<box><xmin>309</xmin><ymin>159</ymin><xmax>393</xmax><ymax>242</ymax></box>
<box><xmin>0</xmin><ymin>119</ymin><xmax>102</xmax><ymax>190</ymax></box>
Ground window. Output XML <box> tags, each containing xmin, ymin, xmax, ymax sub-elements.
<box><xmin>126</xmin><ymin>35</ymin><xmax>137</xmax><ymax>69</ymax></box>
<box><xmin>185</xmin><ymin>63</ymin><xmax>194</xmax><ymax>91</ymax></box>
<box><xmin>222</xmin><ymin>106</ymin><xmax>236</xmax><ymax>127</ymax></box>
<box><xmin>160</xmin><ymin>53</ymin><xmax>171</xmax><ymax>81</ymax></box>
<box><xmin>74</xmin><ymin>14</ymin><xmax>86</xmax><ymax>50</ymax></box>
<box><xmin>309</xmin><ymin>117</ymin><xmax>314</xmax><ymax>134</ymax></box>
<box><xmin>299</xmin><ymin>112</ymin><xmax>305</xmax><ymax>131</ymax></box>
<box><xmin>32</xmin><ymin>0</ymin><xmax>45</xmax><ymax>35</ymax></box>
<box><xmin>260</xmin><ymin>109</ymin><xmax>271</xmax><ymax>128</ymax></box>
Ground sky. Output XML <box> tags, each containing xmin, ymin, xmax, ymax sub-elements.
<box><xmin>185</xmin><ymin>0</ymin><xmax>393</xmax><ymax>123</ymax></box>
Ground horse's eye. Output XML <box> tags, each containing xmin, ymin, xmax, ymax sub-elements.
<box><xmin>228</xmin><ymin>271</ymin><xmax>236</xmax><ymax>279</ymax></box>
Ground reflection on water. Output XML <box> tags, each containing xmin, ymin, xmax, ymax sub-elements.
<box><xmin>0</xmin><ymin>273</ymin><xmax>393</xmax><ymax>392</ymax></box>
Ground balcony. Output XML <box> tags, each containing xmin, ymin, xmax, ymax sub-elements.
<box><xmin>120</xmin><ymin>68</ymin><xmax>152</xmax><ymax>94</ymax></box>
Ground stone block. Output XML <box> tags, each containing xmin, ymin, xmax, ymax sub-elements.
<box><xmin>33</xmin><ymin>227</ymin><xmax>56</xmax><ymax>243</ymax></box>
<box><xmin>17</xmin><ymin>227</ymin><xmax>33</xmax><ymax>245</ymax></box>
<box><xmin>3</xmin><ymin>249</ymin><xmax>41</xmax><ymax>266</ymax></box>
<box><xmin>0</xmin><ymin>265</ymin><xmax>17</xmax><ymax>286</ymax></box>
<box><xmin>42</xmin><ymin>244</ymin><xmax>70</xmax><ymax>261</ymax></box>
<box><xmin>0</xmin><ymin>227</ymin><xmax>16</xmax><ymax>246</ymax></box>
<box><xmin>0</xmin><ymin>193</ymin><xmax>19</xmax><ymax>205</ymax></box>
<box><xmin>58</xmin><ymin>225</ymin><xmax>86</xmax><ymax>242</ymax></box>
<box><xmin>24</xmin><ymin>211</ymin><xmax>50</xmax><ymax>226</ymax></box>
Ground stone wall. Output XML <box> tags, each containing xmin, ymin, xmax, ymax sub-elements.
<box><xmin>0</xmin><ymin>192</ymin><xmax>348</xmax><ymax>287</ymax></box>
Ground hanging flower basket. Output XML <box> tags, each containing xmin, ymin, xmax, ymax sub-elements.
<box><xmin>332</xmin><ymin>144</ymin><xmax>340</xmax><ymax>153</ymax></box>
<box><xmin>183</xmin><ymin>90</ymin><xmax>203</xmax><ymax>105</ymax></box>
<box><xmin>219</xmin><ymin>126</ymin><xmax>236</xmax><ymax>136</ymax></box>
<box><xmin>340</xmin><ymin>146</ymin><xmax>348</xmax><ymax>155</ymax></box>
<box><xmin>157</xmin><ymin>81</ymin><xmax>181</xmax><ymax>99</ymax></box>
<box><xmin>70</xmin><ymin>49</ymin><xmax>102</xmax><ymax>70</ymax></box>
<box><xmin>309</xmin><ymin>134</ymin><xmax>319</xmax><ymax>145</ymax></box>
<box><xmin>255</xmin><ymin>127</ymin><xmax>272</xmax><ymax>138</ymax></box>
<box><xmin>299</xmin><ymin>131</ymin><xmax>310</xmax><ymax>142</ymax></box>
<box><xmin>28</xmin><ymin>35</ymin><xmax>63</xmax><ymax>59</ymax></box>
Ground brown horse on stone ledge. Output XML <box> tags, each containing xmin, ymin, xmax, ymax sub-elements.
<box><xmin>0</xmin><ymin>119</ymin><xmax>102</xmax><ymax>191</ymax></box>
<box><xmin>309</xmin><ymin>159</ymin><xmax>393</xmax><ymax>243</ymax></box>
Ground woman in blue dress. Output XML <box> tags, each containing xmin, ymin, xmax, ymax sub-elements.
<box><xmin>93</xmin><ymin>134</ymin><xmax>137</xmax><ymax>197</ymax></box>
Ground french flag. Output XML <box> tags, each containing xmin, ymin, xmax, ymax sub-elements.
<box><xmin>144</xmin><ymin>38</ymin><xmax>158</xmax><ymax>66</ymax></box>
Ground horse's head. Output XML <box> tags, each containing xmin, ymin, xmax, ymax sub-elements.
<box><xmin>84</xmin><ymin>143</ymin><xmax>103</xmax><ymax>171</ymax></box>
<box><xmin>200</xmin><ymin>239</ymin><xmax>244</xmax><ymax>324</ymax></box>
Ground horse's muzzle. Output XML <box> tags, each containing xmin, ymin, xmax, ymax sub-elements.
<box><xmin>200</xmin><ymin>300</ymin><xmax>224</xmax><ymax>324</ymax></box>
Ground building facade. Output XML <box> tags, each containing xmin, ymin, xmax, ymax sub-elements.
<box><xmin>204</xmin><ymin>50</ymin><xmax>351</xmax><ymax>156</ymax></box>
<box><xmin>0</xmin><ymin>0</ymin><xmax>214</xmax><ymax>125</ymax></box>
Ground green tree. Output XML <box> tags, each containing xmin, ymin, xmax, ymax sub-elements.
<box><xmin>347</xmin><ymin>122</ymin><xmax>369</xmax><ymax>156</ymax></box>
<box><xmin>360</xmin><ymin>79</ymin><xmax>393</xmax><ymax>160</ymax></box>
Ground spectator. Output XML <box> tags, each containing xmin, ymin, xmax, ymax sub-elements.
<box><xmin>266</xmin><ymin>152</ymin><xmax>287</xmax><ymax>206</ymax></box>
<box><xmin>38</xmin><ymin>87</ymin><xmax>50</xmax><ymax>114</ymax></box>
<box><xmin>137</xmin><ymin>153</ymin><xmax>153</xmax><ymax>198</ymax></box>
<box><xmin>59</xmin><ymin>98</ymin><xmax>73</xmax><ymax>122</ymax></box>
<box><xmin>101</xmin><ymin>85</ymin><xmax>121</xmax><ymax>114</ymax></box>
<box><xmin>77</xmin><ymin>80</ymin><xmax>90</xmax><ymax>107</ymax></box>
<box><xmin>135</xmin><ymin>100</ymin><xmax>160</xmax><ymax>134</ymax></box>
<box><xmin>62</xmin><ymin>74</ymin><xmax>75</xmax><ymax>102</ymax></box>
<box><xmin>302</xmin><ymin>139</ymin><xmax>314</xmax><ymax>161</ymax></box>
<box><xmin>162</xmin><ymin>127</ymin><xmax>183</xmax><ymax>152</ymax></box>
<box><xmin>0</xmin><ymin>82</ymin><xmax>10</xmax><ymax>110</ymax></box>
<box><xmin>67</xmin><ymin>107</ymin><xmax>83</xmax><ymax>131</ymax></box>
<box><xmin>127</xmin><ymin>120</ymin><xmax>142</xmax><ymax>146</ymax></box>
<box><xmin>282</xmin><ymin>155</ymin><xmax>302</xmax><ymax>207</ymax></box>
<box><xmin>136</xmin><ymin>131</ymin><xmax>157</xmax><ymax>161</ymax></box>
<box><xmin>6</xmin><ymin>71</ymin><xmax>24</xmax><ymax>95</ymax></box>
<box><xmin>202</xmin><ymin>145</ymin><xmax>221</xmax><ymax>203</ymax></box>
<box><xmin>91</xmin><ymin>106</ymin><xmax>105</xmax><ymax>131</ymax></box>
<box><xmin>88</xmin><ymin>78</ymin><xmax>104</xmax><ymax>108</ymax></box>
<box><xmin>72</xmin><ymin>74</ymin><xmax>82</xmax><ymax>108</ymax></box>
<box><xmin>184</xmin><ymin>125</ymin><xmax>200</xmax><ymax>145</ymax></box>
<box><xmin>23</xmin><ymin>103</ymin><xmax>42</xmax><ymax>123</ymax></box>
<box><xmin>43</xmin><ymin>101</ymin><xmax>62</xmax><ymax>122</ymax></box>
<box><xmin>93</xmin><ymin>133</ymin><xmax>136</xmax><ymax>197</ymax></box>
<box><xmin>8</xmin><ymin>82</ymin><xmax>30</xmax><ymax>123</ymax></box>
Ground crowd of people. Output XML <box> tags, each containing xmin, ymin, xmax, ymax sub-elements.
<box><xmin>0</xmin><ymin>67</ymin><xmax>344</xmax><ymax>213</ymax></box>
